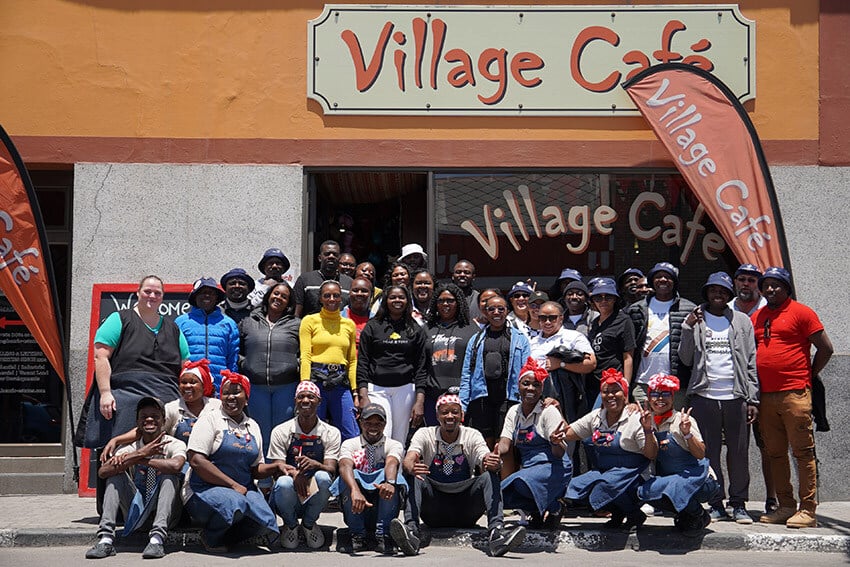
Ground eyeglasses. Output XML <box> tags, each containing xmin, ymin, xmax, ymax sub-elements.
<box><xmin>437</xmin><ymin>298</ymin><xmax>457</xmax><ymax>304</ymax></box>
<box><xmin>763</xmin><ymin>318</ymin><xmax>771</xmax><ymax>340</ymax></box>
<box><xmin>538</xmin><ymin>314</ymin><xmax>559</xmax><ymax>322</ymax></box>
<box><xmin>486</xmin><ymin>306</ymin><xmax>507</xmax><ymax>313</ymax></box>
<box><xmin>648</xmin><ymin>391</ymin><xmax>673</xmax><ymax>399</ymax></box>
<box><xmin>592</xmin><ymin>295</ymin><xmax>616</xmax><ymax>302</ymax></box>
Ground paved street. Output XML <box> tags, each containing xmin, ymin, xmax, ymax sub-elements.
<box><xmin>3</xmin><ymin>545</ymin><xmax>849</xmax><ymax>567</ymax></box>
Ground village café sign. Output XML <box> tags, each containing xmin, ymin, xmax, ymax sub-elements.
<box><xmin>307</xmin><ymin>4</ymin><xmax>755</xmax><ymax>116</ymax></box>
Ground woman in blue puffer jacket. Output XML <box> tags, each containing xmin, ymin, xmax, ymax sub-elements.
<box><xmin>175</xmin><ymin>277</ymin><xmax>240</xmax><ymax>395</ymax></box>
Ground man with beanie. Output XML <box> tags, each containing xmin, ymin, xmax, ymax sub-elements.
<box><xmin>678</xmin><ymin>272</ymin><xmax>759</xmax><ymax>524</ymax></box>
<box><xmin>627</xmin><ymin>262</ymin><xmax>696</xmax><ymax>408</ymax></box>
<box><xmin>175</xmin><ymin>278</ymin><xmax>239</xmax><ymax>394</ymax></box>
<box><xmin>219</xmin><ymin>268</ymin><xmax>255</xmax><ymax>325</ymax></box>
<box><xmin>752</xmin><ymin>267</ymin><xmax>833</xmax><ymax>529</ymax></box>
<box><xmin>85</xmin><ymin>397</ymin><xmax>186</xmax><ymax>560</ymax></box>
<box><xmin>248</xmin><ymin>248</ymin><xmax>294</xmax><ymax>307</ymax></box>
<box><xmin>562</xmin><ymin>280</ymin><xmax>597</xmax><ymax>336</ymax></box>
<box><xmin>551</xmin><ymin>267</ymin><xmax>582</xmax><ymax>308</ymax></box>
<box><xmin>729</xmin><ymin>264</ymin><xmax>767</xmax><ymax>316</ymax></box>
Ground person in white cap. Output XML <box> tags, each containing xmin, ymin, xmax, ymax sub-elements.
<box><xmin>398</xmin><ymin>243</ymin><xmax>427</xmax><ymax>271</ymax></box>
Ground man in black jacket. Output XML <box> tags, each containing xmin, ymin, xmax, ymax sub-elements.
<box><xmin>626</xmin><ymin>262</ymin><xmax>696</xmax><ymax>409</ymax></box>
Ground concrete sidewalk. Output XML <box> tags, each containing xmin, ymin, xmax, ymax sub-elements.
<box><xmin>1</xmin><ymin>494</ymin><xmax>850</xmax><ymax>554</ymax></box>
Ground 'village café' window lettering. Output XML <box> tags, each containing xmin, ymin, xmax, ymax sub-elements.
<box><xmin>308</xmin><ymin>5</ymin><xmax>755</xmax><ymax>116</ymax></box>
<box><xmin>458</xmin><ymin>186</ymin><xmax>726</xmax><ymax>265</ymax></box>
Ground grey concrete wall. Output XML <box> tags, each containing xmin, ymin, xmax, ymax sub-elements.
<box><xmin>64</xmin><ymin>163</ymin><xmax>304</xmax><ymax>491</ymax></box>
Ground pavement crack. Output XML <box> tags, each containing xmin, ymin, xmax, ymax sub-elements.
<box><xmin>85</xmin><ymin>164</ymin><xmax>112</xmax><ymax>251</ymax></box>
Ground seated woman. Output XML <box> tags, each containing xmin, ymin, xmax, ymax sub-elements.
<box><xmin>556</xmin><ymin>369</ymin><xmax>657</xmax><ymax>530</ymax></box>
<box><xmin>184</xmin><ymin>370</ymin><xmax>284</xmax><ymax>552</ymax></box>
<box><xmin>102</xmin><ymin>359</ymin><xmax>221</xmax><ymax>461</ymax></box>
<box><xmin>637</xmin><ymin>373</ymin><xmax>718</xmax><ymax>536</ymax></box>
<box><xmin>497</xmin><ymin>358</ymin><xmax>571</xmax><ymax>530</ymax></box>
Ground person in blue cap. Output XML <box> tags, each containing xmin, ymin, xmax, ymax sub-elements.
<box><xmin>587</xmin><ymin>278</ymin><xmax>636</xmax><ymax>409</ymax></box>
<box><xmin>247</xmin><ymin>248</ymin><xmax>293</xmax><ymax>307</ymax></box>
<box><xmin>175</xmin><ymin>278</ymin><xmax>240</xmax><ymax>394</ymax></box>
<box><xmin>678</xmin><ymin>271</ymin><xmax>759</xmax><ymax>524</ymax></box>
<box><xmin>752</xmin><ymin>267</ymin><xmax>833</xmax><ymax>529</ymax></box>
<box><xmin>550</xmin><ymin>267</ymin><xmax>582</xmax><ymax>309</ymax></box>
<box><xmin>219</xmin><ymin>268</ymin><xmax>255</xmax><ymax>325</ymax></box>
<box><xmin>626</xmin><ymin>262</ymin><xmax>696</xmax><ymax>409</ymax></box>
<box><xmin>729</xmin><ymin>264</ymin><xmax>767</xmax><ymax>316</ymax></box>
<box><xmin>618</xmin><ymin>268</ymin><xmax>645</xmax><ymax>305</ymax></box>
<box><xmin>506</xmin><ymin>281</ymin><xmax>534</xmax><ymax>338</ymax></box>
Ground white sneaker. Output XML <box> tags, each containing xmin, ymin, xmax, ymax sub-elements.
<box><xmin>281</xmin><ymin>525</ymin><xmax>299</xmax><ymax>549</ymax></box>
<box><xmin>640</xmin><ymin>503</ymin><xmax>655</xmax><ymax>517</ymax></box>
<box><xmin>303</xmin><ymin>523</ymin><xmax>325</xmax><ymax>549</ymax></box>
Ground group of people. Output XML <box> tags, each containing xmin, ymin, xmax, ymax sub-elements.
<box><xmin>82</xmin><ymin>240</ymin><xmax>833</xmax><ymax>560</ymax></box>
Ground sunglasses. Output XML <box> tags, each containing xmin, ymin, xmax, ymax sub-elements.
<box><xmin>486</xmin><ymin>306</ymin><xmax>507</xmax><ymax>313</ymax></box>
<box><xmin>648</xmin><ymin>391</ymin><xmax>673</xmax><ymax>399</ymax></box>
<box><xmin>538</xmin><ymin>314</ymin><xmax>560</xmax><ymax>322</ymax></box>
<box><xmin>592</xmin><ymin>294</ymin><xmax>617</xmax><ymax>302</ymax></box>
<box><xmin>511</xmin><ymin>292</ymin><xmax>530</xmax><ymax>298</ymax></box>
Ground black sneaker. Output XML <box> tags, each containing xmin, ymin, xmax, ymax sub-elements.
<box><xmin>389</xmin><ymin>518</ymin><xmax>420</xmax><ymax>556</ymax></box>
<box><xmin>350</xmin><ymin>534</ymin><xmax>368</xmax><ymax>553</ymax></box>
<box><xmin>141</xmin><ymin>542</ymin><xmax>165</xmax><ymax>559</ymax></box>
<box><xmin>622</xmin><ymin>510</ymin><xmax>647</xmax><ymax>532</ymax></box>
<box><xmin>375</xmin><ymin>534</ymin><xmax>396</xmax><ymax>555</ymax></box>
<box><xmin>85</xmin><ymin>542</ymin><xmax>116</xmax><ymax>559</ymax></box>
<box><xmin>488</xmin><ymin>525</ymin><xmax>526</xmax><ymax>557</ymax></box>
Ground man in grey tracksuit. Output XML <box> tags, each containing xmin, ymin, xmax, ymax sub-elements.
<box><xmin>678</xmin><ymin>272</ymin><xmax>759</xmax><ymax>524</ymax></box>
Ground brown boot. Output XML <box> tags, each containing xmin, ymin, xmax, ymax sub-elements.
<box><xmin>759</xmin><ymin>506</ymin><xmax>796</xmax><ymax>524</ymax></box>
<box><xmin>786</xmin><ymin>510</ymin><xmax>817</xmax><ymax>529</ymax></box>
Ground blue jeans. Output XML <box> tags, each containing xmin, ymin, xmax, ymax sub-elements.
<box><xmin>317</xmin><ymin>384</ymin><xmax>360</xmax><ymax>440</ymax></box>
<box><xmin>339</xmin><ymin>477</ymin><xmax>401</xmax><ymax>536</ymax></box>
<box><xmin>249</xmin><ymin>382</ymin><xmax>297</xmax><ymax>451</ymax></box>
<box><xmin>272</xmin><ymin>471</ymin><xmax>332</xmax><ymax>528</ymax></box>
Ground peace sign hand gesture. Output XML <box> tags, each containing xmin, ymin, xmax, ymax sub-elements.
<box><xmin>639</xmin><ymin>400</ymin><xmax>654</xmax><ymax>432</ymax></box>
<box><xmin>680</xmin><ymin>407</ymin><xmax>693</xmax><ymax>436</ymax></box>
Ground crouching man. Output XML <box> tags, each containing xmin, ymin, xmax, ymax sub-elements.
<box><xmin>390</xmin><ymin>391</ymin><xmax>525</xmax><ymax>557</ymax></box>
<box><xmin>86</xmin><ymin>397</ymin><xmax>186</xmax><ymax>560</ymax></box>
<box><xmin>334</xmin><ymin>403</ymin><xmax>407</xmax><ymax>554</ymax></box>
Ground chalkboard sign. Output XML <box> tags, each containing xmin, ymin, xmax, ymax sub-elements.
<box><xmin>0</xmin><ymin>296</ymin><xmax>63</xmax><ymax>443</ymax></box>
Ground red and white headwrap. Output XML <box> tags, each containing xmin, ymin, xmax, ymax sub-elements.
<box><xmin>519</xmin><ymin>356</ymin><xmax>548</xmax><ymax>383</ymax></box>
<box><xmin>600</xmin><ymin>368</ymin><xmax>629</xmax><ymax>394</ymax></box>
<box><xmin>296</xmin><ymin>380</ymin><xmax>322</xmax><ymax>399</ymax></box>
<box><xmin>647</xmin><ymin>373</ymin><xmax>680</xmax><ymax>393</ymax></box>
<box><xmin>435</xmin><ymin>393</ymin><xmax>462</xmax><ymax>411</ymax></box>
<box><xmin>181</xmin><ymin>359</ymin><xmax>214</xmax><ymax>398</ymax></box>
<box><xmin>220</xmin><ymin>369</ymin><xmax>251</xmax><ymax>399</ymax></box>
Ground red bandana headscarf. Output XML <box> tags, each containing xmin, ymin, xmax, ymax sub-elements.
<box><xmin>519</xmin><ymin>357</ymin><xmax>549</xmax><ymax>382</ymax></box>
<box><xmin>647</xmin><ymin>373</ymin><xmax>679</xmax><ymax>425</ymax></box>
<box><xmin>599</xmin><ymin>368</ymin><xmax>628</xmax><ymax>395</ymax></box>
<box><xmin>181</xmin><ymin>359</ymin><xmax>214</xmax><ymax>398</ymax></box>
<box><xmin>220</xmin><ymin>369</ymin><xmax>251</xmax><ymax>400</ymax></box>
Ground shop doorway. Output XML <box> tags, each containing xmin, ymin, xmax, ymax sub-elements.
<box><xmin>309</xmin><ymin>171</ymin><xmax>429</xmax><ymax>283</ymax></box>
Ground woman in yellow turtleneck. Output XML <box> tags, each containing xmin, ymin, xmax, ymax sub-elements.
<box><xmin>299</xmin><ymin>280</ymin><xmax>360</xmax><ymax>439</ymax></box>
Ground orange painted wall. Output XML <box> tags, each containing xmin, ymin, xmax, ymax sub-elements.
<box><xmin>0</xmin><ymin>0</ymin><xmax>818</xmax><ymax>146</ymax></box>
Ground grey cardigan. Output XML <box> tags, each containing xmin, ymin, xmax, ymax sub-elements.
<box><xmin>678</xmin><ymin>305</ymin><xmax>759</xmax><ymax>405</ymax></box>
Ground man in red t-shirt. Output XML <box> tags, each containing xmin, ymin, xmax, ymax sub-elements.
<box><xmin>751</xmin><ymin>267</ymin><xmax>833</xmax><ymax>528</ymax></box>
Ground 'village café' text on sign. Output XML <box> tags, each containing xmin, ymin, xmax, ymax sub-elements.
<box><xmin>307</xmin><ymin>4</ymin><xmax>755</xmax><ymax>116</ymax></box>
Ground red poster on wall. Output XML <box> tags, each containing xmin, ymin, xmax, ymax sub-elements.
<box><xmin>0</xmin><ymin>124</ymin><xmax>66</xmax><ymax>381</ymax></box>
<box><xmin>623</xmin><ymin>63</ymin><xmax>791</xmax><ymax>272</ymax></box>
